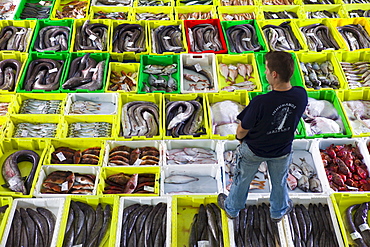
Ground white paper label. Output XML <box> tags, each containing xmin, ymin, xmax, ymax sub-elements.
<box><xmin>76</xmin><ymin>14</ymin><xmax>84</xmax><ymax>19</ymax></box>
<box><xmin>350</xmin><ymin>13</ymin><xmax>359</xmax><ymax>17</ymax></box>
<box><xmin>311</xmin><ymin>0</ymin><xmax>317</xmax><ymax>2</ymax></box>
<box><xmin>144</xmin><ymin>186</ymin><xmax>155</xmax><ymax>192</ymax></box>
<box><xmin>156</xmin><ymin>80</ymin><xmax>165</xmax><ymax>84</ymax></box>
<box><xmin>350</xmin><ymin>231</ymin><xmax>362</xmax><ymax>240</ymax></box>
<box><xmin>133</xmin><ymin>158</ymin><xmax>142</xmax><ymax>166</ymax></box>
<box><xmin>61</xmin><ymin>181</ymin><xmax>69</xmax><ymax>191</ymax></box>
<box><xmin>90</xmin><ymin>68</ymin><xmax>97</xmax><ymax>72</ymax></box>
<box><xmin>72</xmin><ymin>245</ymin><xmax>82</xmax><ymax>247</ymax></box>
<box><xmin>49</xmin><ymin>68</ymin><xmax>58</xmax><ymax>73</ymax></box>
<box><xmin>69</xmin><ymin>5</ymin><xmax>74</xmax><ymax>8</ymax></box>
<box><xmin>75</xmin><ymin>123</ymin><xmax>81</xmax><ymax>130</ymax></box>
<box><xmin>205</xmin><ymin>42</ymin><xmax>212</xmax><ymax>48</ymax></box>
<box><xmin>198</xmin><ymin>241</ymin><xmax>210</xmax><ymax>247</ymax></box>
<box><xmin>326</xmin><ymin>48</ymin><xmax>335</xmax><ymax>50</ymax></box>
<box><xmin>242</xmin><ymin>37</ymin><xmax>251</xmax><ymax>41</ymax></box>
<box><xmin>278</xmin><ymin>36</ymin><xmax>286</xmax><ymax>41</ymax></box>
<box><xmin>89</xmin><ymin>35</ymin><xmax>97</xmax><ymax>41</ymax></box>
<box><xmin>8</xmin><ymin>177</ymin><xmax>18</xmax><ymax>188</ymax></box>
<box><xmin>21</xmin><ymin>130</ymin><xmax>28</xmax><ymax>137</ymax></box>
<box><xmin>39</xmin><ymin>1</ymin><xmax>46</xmax><ymax>5</ymax></box>
<box><xmin>292</xmin><ymin>170</ymin><xmax>302</xmax><ymax>180</ymax></box>
<box><xmin>272</xmin><ymin>14</ymin><xmax>279</xmax><ymax>18</ymax></box>
<box><xmin>194</xmin><ymin>63</ymin><xmax>202</xmax><ymax>72</ymax></box>
<box><xmin>108</xmin><ymin>0</ymin><xmax>116</xmax><ymax>2</ymax></box>
<box><xmin>349</xmin><ymin>37</ymin><xmax>357</xmax><ymax>43</ymax></box>
<box><xmin>359</xmin><ymin>223</ymin><xmax>370</xmax><ymax>232</ymax></box>
<box><xmin>225</xmin><ymin>15</ymin><xmax>233</xmax><ymax>20</ymax></box>
<box><xmin>16</xmin><ymin>31</ymin><xmax>25</xmax><ymax>35</ymax></box>
<box><xmin>127</xmin><ymin>41</ymin><xmax>134</xmax><ymax>47</ymax></box>
<box><xmin>50</xmin><ymin>37</ymin><xmax>56</xmax><ymax>42</ymax></box>
<box><xmin>306</xmin><ymin>33</ymin><xmax>315</xmax><ymax>37</ymax></box>
<box><xmin>56</xmin><ymin>152</ymin><xmax>66</xmax><ymax>161</ymax></box>
<box><xmin>163</xmin><ymin>36</ymin><xmax>171</xmax><ymax>40</ymax></box>
<box><xmin>228</xmin><ymin>64</ymin><xmax>237</xmax><ymax>70</ymax></box>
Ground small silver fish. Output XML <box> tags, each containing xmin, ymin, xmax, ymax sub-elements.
<box><xmin>298</xmin><ymin>175</ymin><xmax>309</xmax><ymax>192</ymax></box>
<box><xmin>299</xmin><ymin>158</ymin><xmax>315</xmax><ymax>178</ymax></box>
<box><xmin>164</xmin><ymin>174</ymin><xmax>199</xmax><ymax>184</ymax></box>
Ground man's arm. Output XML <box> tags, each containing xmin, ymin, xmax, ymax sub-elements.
<box><xmin>236</xmin><ymin>122</ymin><xmax>249</xmax><ymax>140</ymax></box>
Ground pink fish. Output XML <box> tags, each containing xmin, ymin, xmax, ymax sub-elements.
<box><xmin>123</xmin><ymin>174</ymin><xmax>138</xmax><ymax>193</ymax></box>
<box><xmin>287</xmin><ymin>172</ymin><xmax>298</xmax><ymax>190</ymax></box>
<box><xmin>219</xmin><ymin>63</ymin><xmax>230</xmax><ymax>82</ymax></box>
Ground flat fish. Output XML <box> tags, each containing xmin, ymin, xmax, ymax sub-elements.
<box><xmin>164</xmin><ymin>175</ymin><xmax>199</xmax><ymax>184</ymax></box>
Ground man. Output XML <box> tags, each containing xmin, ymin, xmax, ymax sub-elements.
<box><xmin>218</xmin><ymin>51</ymin><xmax>308</xmax><ymax>222</ymax></box>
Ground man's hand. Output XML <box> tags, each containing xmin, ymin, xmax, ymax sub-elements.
<box><xmin>236</xmin><ymin>123</ymin><xmax>249</xmax><ymax>141</ymax></box>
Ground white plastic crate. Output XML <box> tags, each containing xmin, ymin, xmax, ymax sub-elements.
<box><xmin>180</xmin><ymin>53</ymin><xmax>218</xmax><ymax>93</ymax></box>
<box><xmin>34</xmin><ymin>165</ymin><xmax>100</xmax><ymax>197</ymax></box>
<box><xmin>65</xmin><ymin>93</ymin><xmax>119</xmax><ymax>115</ymax></box>
<box><xmin>0</xmin><ymin>198</ymin><xmax>65</xmax><ymax>247</ymax></box>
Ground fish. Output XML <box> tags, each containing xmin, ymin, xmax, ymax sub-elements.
<box><xmin>2</xmin><ymin>150</ymin><xmax>40</xmax><ymax>195</ymax></box>
<box><xmin>122</xmin><ymin>174</ymin><xmax>138</xmax><ymax>193</ymax></box>
<box><xmin>287</xmin><ymin>172</ymin><xmax>298</xmax><ymax>190</ymax></box>
<box><xmin>264</xmin><ymin>11</ymin><xmax>298</xmax><ymax>19</ymax></box>
<box><xmin>188</xmin><ymin>23</ymin><xmax>223</xmax><ymax>52</ymax></box>
<box><xmin>221</xmin><ymin>13</ymin><xmax>255</xmax><ymax>20</ymax></box>
<box><xmin>300</xmin><ymin>23</ymin><xmax>340</xmax><ymax>51</ymax></box>
<box><xmin>0</xmin><ymin>59</ymin><xmax>22</xmax><ymax>91</ymax></box>
<box><xmin>297</xmin><ymin>175</ymin><xmax>310</xmax><ymax>192</ymax></box>
<box><xmin>152</xmin><ymin>25</ymin><xmax>184</xmax><ymax>54</ymax></box>
<box><xmin>34</xmin><ymin>26</ymin><xmax>70</xmax><ymax>52</ymax></box>
<box><xmin>299</xmin><ymin>158</ymin><xmax>315</xmax><ymax>178</ymax></box>
<box><xmin>262</xmin><ymin>21</ymin><xmax>302</xmax><ymax>51</ymax></box>
<box><xmin>211</xmin><ymin>100</ymin><xmax>244</xmax><ymax>136</ymax></box>
<box><xmin>113</xmin><ymin>24</ymin><xmax>146</xmax><ymax>53</ymax></box>
<box><xmin>164</xmin><ymin>174</ymin><xmax>199</xmax><ymax>184</ymax></box>
<box><xmin>226</xmin><ymin>24</ymin><xmax>262</xmax><ymax>53</ymax></box>
<box><xmin>337</xmin><ymin>24</ymin><xmax>370</xmax><ymax>51</ymax></box>
<box><xmin>309</xmin><ymin>175</ymin><xmax>323</xmax><ymax>193</ymax></box>
<box><xmin>13</xmin><ymin>123</ymin><xmax>58</xmax><ymax>138</ymax></box>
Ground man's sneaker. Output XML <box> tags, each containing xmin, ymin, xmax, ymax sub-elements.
<box><xmin>271</xmin><ymin>199</ymin><xmax>293</xmax><ymax>223</ymax></box>
<box><xmin>217</xmin><ymin>193</ymin><xmax>236</xmax><ymax>219</ymax></box>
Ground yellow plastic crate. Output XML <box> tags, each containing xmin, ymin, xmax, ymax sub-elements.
<box><xmin>163</xmin><ymin>93</ymin><xmax>210</xmax><ymax>140</ymax></box>
<box><xmin>45</xmin><ymin>139</ymin><xmax>106</xmax><ymax>166</ymax></box>
<box><xmin>12</xmin><ymin>93</ymin><xmax>68</xmax><ymax>115</ymax></box>
<box><xmin>98</xmin><ymin>166</ymin><xmax>160</xmax><ymax>196</ymax></box>
<box><xmin>174</xmin><ymin>6</ymin><xmax>217</xmax><ymax>20</ymax></box>
<box><xmin>148</xmin><ymin>20</ymin><xmax>188</xmax><ymax>55</ymax></box>
<box><xmin>106</xmin><ymin>62</ymin><xmax>140</xmax><ymax>93</ymax></box>
<box><xmin>171</xmin><ymin>195</ymin><xmax>230</xmax><ymax>247</ymax></box>
<box><xmin>134</xmin><ymin>0</ymin><xmax>174</xmax><ymax>6</ymax></box>
<box><xmin>5</xmin><ymin>115</ymin><xmax>63</xmax><ymax>139</ymax></box>
<box><xmin>336</xmin><ymin>89</ymin><xmax>370</xmax><ymax>137</ymax></box>
<box><xmin>343</xmin><ymin>4</ymin><xmax>370</xmax><ymax>18</ymax></box>
<box><xmin>330</xmin><ymin>17</ymin><xmax>370</xmax><ymax>52</ymax></box>
<box><xmin>133</xmin><ymin>6</ymin><xmax>174</xmax><ymax>21</ymax></box>
<box><xmin>90</xmin><ymin>5</ymin><xmax>133</xmax><ymax>20</ymax></box>
<box><xmin>217</xmin><ymin>0</ymin><xmax>260</xmax><ymax>6</ymax></box>
<box><xmin>0</xmin><ymin>117</ymin><xmax>8</xmax><ymax>140</ymax></box>
<box><xmin>0</xmin><ymin>138</ymin><xmax>49</xmax><ymax>198</ymax></box>
<box><xmin>261</xmin><ymin>0</ymin><xmax>301</xmax><ymax>5</ymax></box>
<box><xmin>295</xmin><ymin>51</ymin><xmax>347</xmax><ymax>91</ymax></box>
<box><xmin>56</xmin><ymin>195</ymin><xmax>119</xmax><ymax>247</ymax></box>
<box><xmin>0</xmin><ymin>52</ymin><xmax>28</xmax><ymax>94</ymax></box>
<box><xmin>294</xmin><ymin>19</ymin><xmax>348</xmax><ymax>52</ymax></box>
<box><xmin>331</xmin><ymin>193</ymin><xmax>370</xmax><ymax>247</ymax></box>
<box><xmin>109</xmin><ymin>20</ymin><xmax>149</xmax><ymax>61</ymax></box>
<box><xmin>61</xmin><ymin>115</ymin><xmax>119</xmax><ymax>139</ymax></box>
<box><xmin>218</xmin><ymin>6</ymin><xmax>259</xmax><ymax>21</ymax></box>
<box><xmin>206</xmin><ymin>92</ymin><xmax>249</xmax><ymax>140</ymax></box>
<box><xmin>302</xmin><ymin>4</ymin><xmax>347</xmax><ymax>19</ymax></box>
<box><xmin>71</xmin><ymin>19</ymin><xmax>111</xmax><ymax>53</ymax></box>
<box><xmin>216</xmin><ymin>53</ymin><xmax>262</xmax><ymax>92</ymax></box>
<box><xmin>257</xmin><ymin>19</ymin><xmax>308</xmax><ymax>52</ymax></box>
<box><xmin>51</xmin><ymin>0</ymin><xmax>90</xmax><ymax>20</ymax></box>
<box><xmin>0</xmin><ymin>20</ymin><xmax>36</xmax><ymax>53</ymax></box>
<box><xmin>0</xmin><ymin>197</ymin><xmax>12</xmax><ymax>243</ymax></box>
<box><xmin>259</xmin><ymin>5</ymin><xmax>303</xmax><ymax>20</ymax></box>
<box><xmin>119</xmin><ymin>93</ymin><xmax>163</xmax><ymax>140</ymax></box>
<box><xmin>0</xmin><ymin>94</ymin><xmax>15</xmax><ymax>115</ymax></box>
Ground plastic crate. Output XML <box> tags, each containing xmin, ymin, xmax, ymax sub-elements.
<box><xmin>148</xmin><ymin>20</ymin><xmax>188</xmax><ymax>55</ymax></box>
<box><xmin>98</xmin><ymin>166</ymin><xmax>160</xmax><ymax>196</ymax></box>
<box><xmin>302</xmin><ymin>4</ymin><xmax>347</xmax><ymax>19</ymax></box>
<box><xmin>343</xmin><ymin>4</ymin><xmax>370</xmax><ymax>18</ymax></box>
<box><xmin>0</xmin><ymin>197</ymin><xmax>66</xmax><ymax>247</ymax></box>
<box><xmin>134</xmin><ymin>0</ymin><xmax>174</xmax><ymax>6</ymax></box>
<box><xmin>296</xmin><ymin>51</ymin><xmax>346</xmax><ymax>91</ymax></box>
<box><xmin>109</xmin><ymin>20</ymin><xmax>148</xmax><ymax>61</ymax></box>
<box><xmin>119</xmin><ymin>93</ymin><xmax>163</xmax><ymax>140</ymax></box>
<box><xmin>0</xmin><ymin>52</ymin><xmax>28</xmax><ymax>94</ymax></box>
<box><xmin>255</xmin><ymin>52</ymin><xmax>304</xmax><ymax>92</ymax></box>
<box><xmin>106</xmin><ymin>62</ymin><xmax>140</xmax><ymax>93</ymax></box>
<box><xmin>180</xmin><ymin>53</ymin><xmax>219</xmax><ymax>93</ymax></box>
<box><xmin>216</xmin><ymin>53</ymin><xmax>262</xmax><ymax>93</ymax></box>
<box><xmin>45</xmin><ymin>138</ymin><xmax>106</xmax><ymax>166</ymax></box>
<box><xmin>51</xmin><ymin>0</ymin><xmax>90</xmax><ymax>20</ymax></box>
<box><xmin>163</xmin><ymin>93</ymin><xmax>210</xmax><ymax>140</ymax></box>
<box><xmin>138</xmin><ymin>54</ymin><xmax>181</xmax><ymax>94</ymax></box>
<box><xmin>14</xmin><ymin>0</ymin><xmax>55</xmax><ymax>20</ymax></box>
<box><xmin>30</xmin><ymin>19</ymin><xmax>73</xmax><ymax>53</ymax></box>
<box><xmin>115</xmin><ymin>196</ymin><xmax>171</xmax><ymax>247</ymax></box>
<box><xmin>171</xmin><ymin>195</ymin><xmax>230</xmax><ymax>247</ymax></box>
<box><xmin>34</xmin><ymin>165</ymin><xmax>101</xmax><ymax>197</ymax></box>
<box><xmin>133</xmin><ymin>6</ymin><xmax>174</xmax><ymax>21</ymax></box>
<box><xmin>90</xmin><ymin>5</ymin><xmax>133</xmax><ymax>20</ymax></box>
<box><xmin>0</xmin><ymin>197</ymin><xmax>12</xmax><ymax>243</ymax></box>
<box><xmin>184</xmin><ymin>19</ymin><xmax>228</xmax><ymax>54</ymax></box>
<box><xmin>16</xmin><ymin>52</ymin><xmax>69</xmax><ymax>93</ymax></box>
<box><xmin>0</xmin><ymin>138</ymin><xmax>48</xmax><ymax>198</ymax></box>
<box><xmin>61</xmin><ymin>115</ymin><xmax>118</xmax><ymax>139</ymax></box>
<box><xmin>0</xmin><ymin>20</ymin><xmax>36</xmax><ymax>52</ymax></box>
<box><xmin>56</xmin><ymin>195</ymin><xmax>119</xmax><ymax>247</ymax></box>
<box><xmin>0</xmin><ymin>0</ymin><xmax>22</xmax><ymax>20</ymax></box>
<box><xmin>259</xmin><ymin>5</ymin><xmax>303</xmax><ymax>20</ymax></box>
<box><xmin>221</xmin><ymin>20</ymin><xmax>268</xmax><ymax>54</ymax></box>
<box><xmin>0</xmin><ymin>94</ymin><xmax>16</xmax><ymax>115</ymax></box>
<box><xmin>174</xmin><ymin>5</ymin><xmax>217</xmax><ymax>20</ymax></box>
<box><xmin>64</xmin><ymin>93</ymin><xmax>119</xmax><ymax>115</ymax></box>
<box><xmin>61</xmin><ymin>52</ymin><xmax>109</xmax><ymax>93</ymax></box>
<box><xmin>12</xmin><ymin>93</ymin><xmax>67</xmax><ymax>115</ymax></box>
<box><xmin>218</xmin><ymin>6</ymin><xmax>259</xmax><ymax>21</ymax></box>
<box><xmin>176</xmin><ymin>0</ymin><xmax>215</xmax><ymax>6</ymax></box>
<box><xmin>91</xmin><ymin>0</ymin><xmax>133</xmax><ymax>6</ymax></box>
<box><xmin>206</xmin><ymin>92</ymin><xmax>249</xmax><ymax>140</ymax></box>
<box><xmin>103</xmin><ymin>140</ymin><xmax>163</xmax><ymax>166</ymax></box>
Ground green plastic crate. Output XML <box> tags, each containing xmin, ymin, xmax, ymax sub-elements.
<box><xmin>14</xmin><ymin>0</ymin><xmax>55</xmax><ymax>20</ymax></box>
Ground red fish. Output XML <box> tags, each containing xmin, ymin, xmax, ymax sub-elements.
<box><xmin>123</xmin><ymin>174</ymin><xmax>138</xmax><ymax>193</ymax></box>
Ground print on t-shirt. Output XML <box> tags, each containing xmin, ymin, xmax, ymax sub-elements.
<box><xmin>267</xmin><ymin>103</ymin><xmax>297</xmax><ymax>135</ymax></box>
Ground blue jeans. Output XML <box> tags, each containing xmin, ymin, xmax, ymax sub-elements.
<box><xmin>225</xmin><ymin>142</ymin><xmax>293</xmax><ymax>219</ymax></box>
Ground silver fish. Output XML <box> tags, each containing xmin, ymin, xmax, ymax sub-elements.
<box><xmin>299</xmin><ymin>158</ymin><xmax>315</xmax><ymax>178</ymax></box>
<box><xmin>164</xmin><ymin>174</ymin><xmax>199</xmax><ymax>184</ymax></box>
<box><xmin>309</xmin><ymin>175</ymin><xmax>323</xmax><ymax>192</ymax></box>
<box><xmin>297</xmin><ymin>175</ymin><xmax>309</xmax><ymax>192</ymax></box>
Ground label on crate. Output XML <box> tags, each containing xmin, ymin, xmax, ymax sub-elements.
<box><xmin>8</xmin><ymin>177</ymin><xmax>19</xmax><ymax>188</ymax></box>
<box><xmin>90</xmin><ymin>68</ymin><xmax>97</xmax><ymax>72</ymax></box>
<box><xmin>349</xmin><ymin>37</ymin><xmax>357</xmax><ymax>43</ymax></box>
<box><xmin>133</xmin><ymin>158</ymin><xmax>142</xmax><ymax>166</ymax></box>
<box><xmin>39</xmin><ymin>1</ymin><xmax>46</xmax><ymax>5</ymax></box>
<box><xmin>194</xmin><ymin>63</ymin><xmax>202</xmax><ymax>72</ymax></box>
<box><xmin>326</xmin><ymin>48</ymin><xmax>335</xmax><ymax>50</ymax></box>
<box><xmin>144</xmin><ymin>186</ymin><xmax>155</xmax><ymax>192</ymax></box>
<box><xmin>89</xmin><ymin>35</ymin><xmax>97</xmax><ymax>41</ymax></box>
<box><xmin>61</xmin><ymin>181</ymin><xmax>69</xmax><ymax>191</ymax></box>
<box><xmin>205</xmin><ymin>42</ymin><xmax>213</xmax><ymax>48</ymax></box>
<box><xmin>156</xmin><ymin>80</ymin><xmax>165</xmax><ymax>84</ymax></box>
<box><xmin>127</xmin><ymin>42</ymin><xmax>134</xmax><ymax>47</ymax></box>
<box><xmin>306</xmin><ymin>33</ymin><xmax>315</xmax><ymax>37</ymax></box>
<box><xmin>77</xmin><ymin>14</ymin><xmax>84</xmax><ymax>19</ymax></box>
<box><xmin>197</xmin><ymin>241</ymin><xmax>210</xmax><ymax>247</ymax></box>
<box><xmin>350</xmin><ymin>13</ymin><xmax>359</xmax><ymax>18</ymax></box>
<box><xmin>56</xmin><ymin>152</ymin><xmax>66</xmax><ymax>162</ymax></box>
<box><xmin>50</xmin><ymin>37</ymin><xmax>56</xmax><ymax>42</ymax></box>
<box><xmin>49</xmin><ymin>68</ymin><xmax>58</xmax><ymax>73</ymax></box>
<box><xmin>291</xmin><ymin>170</ymin><xmax>302</xmax><ymax>180</ymax></box>
<box><xmin>69</xmin><ymin>5</ymin><xmax>74</xmax><ymax>7</ymax></box>
<box><xmin>228</xmin><ymin>64</ymin><xmax>237</xmax><ymax>70</ymax></box>
<box><xmin>72</xmin><ymin>245</ymin><xmax>82</xmax><ymax>247</ymax></box>
<box><xmin>272</xmin><ymin>14</ymin><xmax>279</xmax><ymax>18</ymax></box>
<box><xmin>359</xmin><ymin>223</ymin><xmax>370</xmax><ymax>232</ymax></box>
<box><xmin>225</xmin><ymin>15</ymin><xmax>233</xmax><ymax>20</ymax></box>
<box><xmin>16</xmin><ymin>31</ymin><xmax>25</xmax><ymax>35</ymax></box>
<box><xmin>163</xmin><ymin>36</ymin><xmax>171</xmax><ymax>40</ymax></box>
<box><xmin>242</xmin><ymin>37</ymin><xmax>251</xmax><ymax>42</ymax></box>
<box><xmin>108</xmin><ymin>0</ymin><xmax>116</xmax><ymax>2</ymax></box>
<box><xmin>21</xmin><ymin>130</ymin><xmax>28</xmax><ymax>137</ymax></box>
<box><xmin>350</xmin><ymin>231</ymin><xmax>362</xmax><ymax>240</ymax></box>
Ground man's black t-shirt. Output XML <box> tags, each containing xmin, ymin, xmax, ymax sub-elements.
<box><xmin>237</xmin><ymin>86</ymin><xmax>308</xmax><ymax>158</ymax></box>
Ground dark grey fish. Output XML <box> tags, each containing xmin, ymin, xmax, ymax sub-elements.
<box><xmin>26</xmin><ymin>208</ymin><xmax>49</xmax><ymax>246</ymax></box>
<box><xmin>37</xmin><ymin>207</ymin><xmax>56</xmax><ymax>247</ymax></box>
<box><xmin>20</xmin><ymin>208</ymin><xmax>35</xmax><ymax>247</ymax></box>
<box><xmin>85</xmin><ymin>204</ymin><xmax>104</xmax><ymax>246</ymax></box>
<box><xmin>97</xmin><ymin>204</ymin><xmax>112</xmax><ymax>246</ymax></box>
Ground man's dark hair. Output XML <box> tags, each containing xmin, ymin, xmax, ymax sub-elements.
<box><xmin>265</xmin><ymin>51</ymin><xmax>294</xmax><ymax>82</ymax></box>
